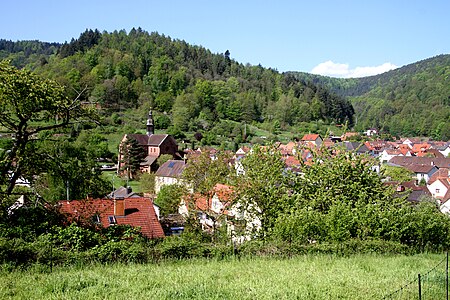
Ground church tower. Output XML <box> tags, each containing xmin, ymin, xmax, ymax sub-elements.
<box><xmin>146</xmin><ymin>110</ymin><xmax>154</xmax><ymax>136</ymax></box>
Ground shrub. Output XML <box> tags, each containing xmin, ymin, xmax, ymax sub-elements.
<box><xmin>91</xmin><ymin>240</ymin><xmax>147</xmax><ymax>263</ymax></box>
<box><xmin>53</xmin><ymin>224</ymin><xmax>101</xmax><ymax>251</ymax></box>
<box><xmin>156</xmin><ymin>236</ymin><xmax>204</xmax><ymax>259</ymax></box>
<box><xmin>0</xmin><ymin>238</ymin><xmax>36</xmax><ymax>266</ymax></box>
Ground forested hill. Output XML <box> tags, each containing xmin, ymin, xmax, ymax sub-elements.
<box><xmin>0</xmin><ymin>28</ymin><xmax>354</xmax><ymax>136</ymax></box>
<box><xmin>287</xmin><ymin>55</ymin><xmax>450</xmax><ymax>139</ymax></box>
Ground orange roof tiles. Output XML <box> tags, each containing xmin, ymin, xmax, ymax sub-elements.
<box><xmin>301</xmin><ymin>134</ymin><xmax>320</xmax><ymax>141</ymax></box>
<box><xmin>58</xmin><ymin>197</ymin><xmax>164</xmax><ymax>239</ymax></box>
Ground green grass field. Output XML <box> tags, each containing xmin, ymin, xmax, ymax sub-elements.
<box><xmin>0</xmin><ymin>253</ymin><xmax>446</xmax><ymax>299</ymax></box>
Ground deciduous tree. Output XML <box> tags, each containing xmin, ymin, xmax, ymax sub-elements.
<box><xmin>0</xmin><ymin>61</ymin><xmax>93</xmax><ymax>202</ymax></box>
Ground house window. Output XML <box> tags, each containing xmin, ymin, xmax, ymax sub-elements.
<box><xmin>108</xmin><ymin>216</ymin><xmax>116</xmax><ymax>225</ymax></box>
<box><xmin>92</xmin><ymin>214</ymin><xmax>101</xmax><ymax>224</ymax></box>
<box><xmin>436</xmin><ymin>189</ymin><xmax>440</xmax><ymax>194</ymax></box>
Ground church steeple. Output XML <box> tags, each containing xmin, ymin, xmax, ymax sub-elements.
<box><xmin>146</xmin><ymin>110</ymin><xmax>154</xmax><ymax>136</ymax></box>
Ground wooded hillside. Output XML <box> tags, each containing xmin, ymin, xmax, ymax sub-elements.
<box><xmin>0</xmin><ymin>28</ymin><xmax>354</xmax><ymax>136</ymax></box>
<box><xmin>288</xmin><ymin>55</ymin><xmax>450</xmax><ymax>139</ymax></box>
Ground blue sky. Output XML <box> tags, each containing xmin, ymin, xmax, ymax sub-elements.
<box><xmin>1</xmin><ymin>0</ymin><xmax>449</xmax><ymax>77</ymax></box>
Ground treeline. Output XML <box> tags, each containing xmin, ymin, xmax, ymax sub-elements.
<box><xmin>289</xmin><ymin>55</ymin><xmax>450</xmax><ymax>139</ymax></box>
<box><xmin>0</xmin><ymin>39</ymin><xmax>60</xmax><ymax>68</ymax></box>
<box><xmin>1</xmin><ymin>28</ymin><xmax>354</xmax><ymax>133</ymax></box>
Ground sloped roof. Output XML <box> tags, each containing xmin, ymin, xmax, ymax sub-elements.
<box><xmin>213</xmin><ymin>184</ymin><xmax>235</xmax><ymax>203</ymax></box>
<box><xmin>416</xmin><ymin>149</ymin><xmax>445</xmax><ymax>158</ymax></box>
<box><xmin>127</xmin><ymin>134</ymin><xmax>149</xmax><ymax>146</ymax></box>
<box><xmin>126</xmin><ymin>134</ymin><xmax>171</xmax><ymax>147</ymax></box>
<box><xmin>301</xmin><ymin>134</ymin><xmax>321</xmax><ymax>141</ymax></box>
<box><xmin>183</xmin><ymin>184</ymin><xmax>235</xmax><ymax>213</ymax></box>
<box><xmin>148</xmin><ymin>134</ymin><xmax>170</xmax><ymax>146</ymax></box>
<box><xmin>442</xmin><ymin>189</ymin><xmax>450</xmax><ymax>204</ymax></box>
<box><xmin>140</xmin><ymin>155</ymin><xmax>158</xmax><ymax>166</ymax></box>
<box><xmin>337</xmin><ymin>141</ymin><xmax>370</xmax><ymax>153</ymax></box>
<box><xmin>389</xmin><ymin>156</ymin><xmax>450</xmax><ymax>169</ymax></box>
<box><xmin>411</xmin><ymin>143</ymin><xmax>431</xmax><ymax>153</ymax></box>
<box><xmin>155</xmin><ymin>160</ymin><xmax>186</xmax><ymax>177</ymax></box>
<box><xmin>405</xmin><ymin>164</ymin><xmax>437</xmax><ymax>174</ymax></box>
<box><xmin>57</xmin><ymin>197</ymin><xmax>164</xmax><ymax>239</ymax></box>
<box><xmin>428</xmin><ymin>168</ymin><xmax>449</xmax><ymax>184</ymax></box>
<box><xmin>107</xmin><ymin>186</ymin><xmax>140</xmax><ymax>199</ymax></box>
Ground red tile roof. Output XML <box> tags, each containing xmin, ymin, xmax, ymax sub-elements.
<box><xmin>283</xmin><ymin>155</ymin><xmax>301</xmax><ymax>167</ymax></box>
<box><xmin>57</xmin><ymin>197</ymin><xmax>164</xmax><ymax>239</ymax></box>
<box><xmin>183</xmin><ymin>184</ymin><xmax>235</xmax><ymax>212</ymax></box>
<box><xmin>428</xmin><ymin>168</ymin><xmax>450</xmax><ymax>184</ymax></box>
<box><xmin>301</xmin><ymin>134</ymin><xmax>320</xmax><ymax>141</ymax></box>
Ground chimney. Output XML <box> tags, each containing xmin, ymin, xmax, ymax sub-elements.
<box><xmin>114</xmin><ymin>197</ymin><xmax>125</xmax><ymax>216</ymax></box>
<box><xmin>396</xmin><ymin>185</ymin><xmax>405</xmax><ymax>192</ymax></box>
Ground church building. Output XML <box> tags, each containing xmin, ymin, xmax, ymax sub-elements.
<box><xmin>118</xmin><ymin>111</ymin><xmax>179</xmax><ymax>174</ymax></box>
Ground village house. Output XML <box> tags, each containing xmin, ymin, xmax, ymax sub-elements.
<box><xmin>434</xmin><ymin>142</ymin><xmax>450</xmax><ymax>157</ymax></box>
<box><xmin>379</xmin><ymin>148</ymin><xmax>412</xmax><ymax>163</ymax></box>
<box><xmin>154</xmin><ymin>160</ymin><xmax>186</xmax><ymax>194</ymax></box>
<box><xmin>426</xmin><ymin>168</ymin><xmax>450</xmax><ymax>213</ymax></box>
<box><xmin>179</xmin><ymin>184</ymin><xmax>261</xmax><ymax>241</ymax></box>
<box><xmin>389</xmin><ymin>156</ymin><xmax>450</xmax><ymax>169</ymax></box>
<box><xmin>337</xmin><ymin>141</ymin><xmax>371</xmax><ymax>155</ymax></box>
<box><xmin>389</xmin><ymin>180</ymin><xmax>432</xmax><ymax>204</ymax></box>
<box><xmin>57</xmin><ymin>197</ymin><xmax>165</xmax><ymax>239</ymax></box>
<box><xmin>401</xmin><ymin>164</ymin><xmax>438</xmax><ymax>184</ymax></box>
<box><xmin>301</xmin><ymin>134</ymin><xmax>323</xmax><ymax>148</ymax></box>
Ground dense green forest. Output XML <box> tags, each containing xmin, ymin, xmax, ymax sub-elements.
<box><xmin>288</xmin><ymin>55</ymin><xmax>450</xmax><ymax>139</ymax></box>
<box><xmin>1</xmin><ymin>29</ymin><xmax>448</xmax><ymax>140</ymax></box>
<box><xmin>1</xmin><ymin>28</ymin><xmax>354</xmax><ymax>140</ymax></box>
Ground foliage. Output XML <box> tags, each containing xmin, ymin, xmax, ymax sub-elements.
<box><xmin>139</xmin><ymin>172</ymin><xmax>155</xmax><ymax>194</ymax></box>
<box><xmin>119</xmin><ymin>136</ymin><xmax>146</xmax><ymax>179</ymax></box>
<box><xmin>5</xmin><ymin>29</ymin><xmax>354</xmax><ymax>134</ymax></box>
<box><xmin>52</xmin><ymin>223</ymin><xmax>101</xmax><ymax>251</ymax></box>
<box><xmin>235</xmin><ymin>145</ymin><xmax>288</xmax><ymax>236</ymax></box>
<box><xmin>182</xmin><ymin>151</ymin><xmax>235</xmax><ymax>195</ymax></box>
<box><xmin>381</xmin><ymin>165</ymin><xmax>415</xmax><ymax>182</ymax></box>
<box><xmin>269</xmin><ymin>146</ymin><xmax>450</xmax><ymax>248</ymax></box>
<box><xmin>0</xmin><ymin>61</ymin><xmax>94</xmax><ymax>204</ymax></box>
<box><xmin>155</xmin><ymin>184</ymin><xmax>185</xmax><ymax>217</ymax></box>
<box><xmin>291</xmin><ymin>55</ymin><xmax>450</xmax><ymax>139</ymax></box>
<box><xmin>156</xmin><ymin>235</ymin><xmax>204</xmax><ymax>259</ymax></box>
<box><xmin>33</xmin><ymin>140</ymin><xmax>110</xmax><ymax>201</ymax></box>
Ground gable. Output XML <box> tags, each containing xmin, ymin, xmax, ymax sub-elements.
<box><xmin>148</xmin><ymin>134</ymin><xmax>174</xmax><ymax>146</ymax></box>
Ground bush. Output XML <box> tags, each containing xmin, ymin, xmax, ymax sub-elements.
<box><xmin>91</xmin><ymin>240</ymin><xmax>148</xmax><ymax>263</ymax></box>
<box><xmin>156</xmin><ymin>236</ymin><xmax>204</xmax><ymax>259</ymax></box>
<box><xmin>53</xmin><ymin>224</ymin><xmax>101</xmax><ymax>251</ymax></box>
<box><xmin>0</xmin><ymin>238</ymin><xmax>36</xmax><ymax>266</ymax></box>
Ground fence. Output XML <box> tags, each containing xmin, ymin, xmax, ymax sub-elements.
<box><xmin>383</xmin><ymin>252</ymin><xmax>448</xmax><ymax>300</ymax></box>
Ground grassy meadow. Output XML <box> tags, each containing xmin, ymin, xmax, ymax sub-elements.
<box><xmin>0</xmin><ymin>253</ymin><xmax>446</xmax><ymax>299</ymax></box>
